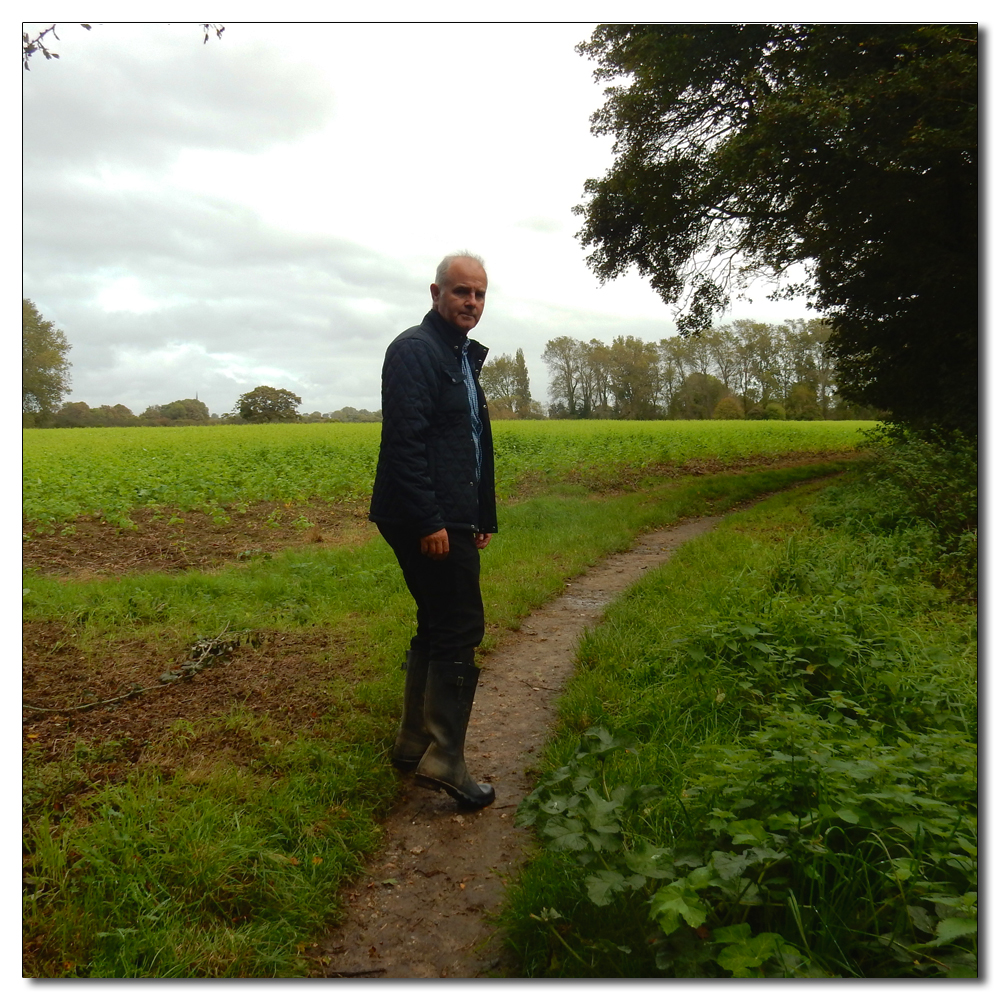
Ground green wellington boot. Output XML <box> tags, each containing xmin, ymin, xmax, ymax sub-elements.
<box><xmin>391</xmin><ymin>649</ymin><xmax>431</xmax><ymax>772</ymax></box>
<box><xmin>415</xmin><ymin>659</ymin><xmax>495</xmax><ymax>810</ymax></box>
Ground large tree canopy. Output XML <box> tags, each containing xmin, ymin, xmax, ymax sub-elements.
<box><xmin>23</xmin><ymin>298</ymin><xmax>72</xmax><ymax>422</ymax></box>
<box><xmin>576</xmin><ymin>24</ymin><xmax>977</xmax><ymax>433</ymax></box>
<box><xmin>236</xmin><ymin>385</ymin><xmax>301</xmax><ymax>423</ymax></box>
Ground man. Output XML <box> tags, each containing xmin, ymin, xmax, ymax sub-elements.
<box><xmin>369</xmin><ymin>253</ymin><xmax>497</xmax><ymax>811</ymax></box>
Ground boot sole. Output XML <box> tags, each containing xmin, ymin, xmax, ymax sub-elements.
<box><xmin>415</xmin><ymin>773</ymin><xmax>495</xmax><ymax>810</ymax></box>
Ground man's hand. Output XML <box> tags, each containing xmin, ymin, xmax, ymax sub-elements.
<box><xmin>475</xmin><ymin>533</ymin><xmax>492</xmax><ymax>550</ymax></box>
<box><xmin>420</xmin><ymin>528</ymin><xmax>450</xmax><ymax>560</ymax></box>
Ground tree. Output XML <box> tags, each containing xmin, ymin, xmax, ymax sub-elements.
<box><xmin>656</xmin><ymin>337</ymin><xmax>693</xmax><ymax>414</ymax></box>
<box><xmin>142</xmin><ymin>398</ymin><xmax>210</xmax><ymax>422</ymax></box>
<box><xmin>53</xmin><ymin>401</ymin><xmax>92</xmax><ymax>427</ymax></box>
<box><xmin>480</xmin><ymin>354</ymin><xmax>519</xmax><ymax>418</ymax></box>
<box><xmin>481</xmin><ymin>348</ymin><xmax>537</xmax><ymax>418</ymax></box>
<box><xmin>704</xmin><ymin>328</ymin><xmax>740</xmax><ymax>395</ymax></box>
<box><xmin>23</xmin><ymin>299</ymin><xmax>71</xmax><ymax>424</ymax></box>
<box><xmin>574</xmin><ymin>341</ymin><xmax>601</xmax><ymax>418</ymax></box>
<box><xmin>542</xmin><ymin>337</ymin><xmax>585</xmax><ymax>418</ymax></box>
<box><xmin>669</xmin><ymin>373</ymin><xmax>729</xmax><ymax>420</ymax></box>
<box><xmin>784</xmin><ymin>382</ymin><xmax>823</xmax><ymax>421</ymax></box>
<box><xmin>329</xmin><ymin>407</ymin><xmax>381</xmax><ymax>423</ymax></box>
<box><xmin>713</xmin><ymin>395</ymin><xmax>744</xmax><ymax>420</ymax></box>
<box><xmin>89</xmin><ymin>403</ymin><xmax>137</xmax><ymax>426</ymax></box>
<box><xmin>781</xmin><ymin>319</ymin><xmax>838</xmax><ymax>417</ymax></box>
<box><xmin>512</xmin><ymin>349</ymin><xmax>534</xmax><ymax>417</ymax></box>
<box><xmin>575</xmin><ymin>24</ymin><xmax>977</xmax><ymax>433</ymax></box>
<box><xmin>605</xmin><ymin>335</ymin><xmax>661</xmax><ymax>419</ymax></box>
<box><xmin>236</xmin><ymin>386</ymin><xmax>301</xmax><ymax>423</ymax></box>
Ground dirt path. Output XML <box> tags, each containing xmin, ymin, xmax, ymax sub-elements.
<box><xmin>311</xmin><ymin>515</ymin><xmax>723</xmax><ymax>978</ymax></box>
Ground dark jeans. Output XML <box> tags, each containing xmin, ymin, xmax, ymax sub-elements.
<box><xmin>377</xmin><ymin>522</ymin><xmax>485</xmax><ymax>661</ymax></box>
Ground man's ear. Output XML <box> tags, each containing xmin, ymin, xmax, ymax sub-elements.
<box><xmin>430</xmin><ymin>282</ymin><xmax>441</xmax><ymax>307</ymax></box>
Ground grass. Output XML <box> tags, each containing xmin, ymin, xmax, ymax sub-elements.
<box><xmin>23</xmin><ymin>460</ymin><xmax>854</xmax><ymax>978</ymax></box>
<box><xmin>503</xmin><ymin>476</ymin><xmax>977</xmax><ymax>977</ymax></box>
<box><xmin>26</xmin><ymin>742</ymin><xmax>390</xmax><ymax>977</ymax></box>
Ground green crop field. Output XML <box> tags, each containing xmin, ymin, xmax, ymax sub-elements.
<box><xmin>22</xmin><ymin>420</ymin><xmax>872</xmax><ymax>530</ymax></box>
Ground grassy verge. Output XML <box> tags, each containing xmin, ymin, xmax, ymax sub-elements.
<box><xmin>23</xmin><ymin>460</ymin><xmax>850</xmax><ymax>977</ymax></box>
<box><xmin>504</xmin><ymin>477</ymin><xmax>977</xmax><ymax>978</ymax></box>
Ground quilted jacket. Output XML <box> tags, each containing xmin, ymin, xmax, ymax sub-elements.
<box><xmin>369</xmin><ymin>309</ymin><xmax>498</xmax><ymax>536</ymax></box>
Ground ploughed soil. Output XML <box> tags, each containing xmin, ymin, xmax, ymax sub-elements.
<box><xmin>22</xmin><ymin>456</ymin><xmax>844</xmax><ymax>977</ymax></box>
<box><xmin>21</xmin><ymin>452</ymin><xmax>847</xmax><ymax>579</ymax></box>
<box><xmin>22</xmin><ymin>499</ymin><xmax>376</xmax><ymax>579</ymax></box>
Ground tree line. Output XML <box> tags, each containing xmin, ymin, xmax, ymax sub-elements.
<box><xmin>22</xmin><ymin>302</ymin><xmax>382</xmax><ymax>428</ymax></box>
<box><xmin>539</xmin><ymin>319</ymin><xmax>879</xmax><ymax>422</ymax></box>
<box><xmin>28</xmin><ymin>390</ymin><xmax>381</xmax><ymax>429</ymax></box>
<box><xmin>25</xmin><ymin>294</ymin><xmax>874</xmax><ymax>430</ymax></box>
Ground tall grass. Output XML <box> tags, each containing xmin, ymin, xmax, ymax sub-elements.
<box><xmin>25</xmin><ymin>733</ymin><xmax>392</xmax><ymax>977</ymax></box>
<box><xmin>505</xmin><ymin>474</ymin><xmax>977</xmax><ymax>977</ymax></box>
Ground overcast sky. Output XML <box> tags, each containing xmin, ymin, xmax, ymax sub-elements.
<box><xmin>21</xmin><ymin>10</ymin><xmax>982</xmax><ymax>417</ymax></box>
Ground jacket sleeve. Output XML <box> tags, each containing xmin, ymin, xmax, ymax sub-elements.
<box><xmin>378</xmin><ymin>336</ymin><xmax>445</xmax><ymax>534</ymax></box>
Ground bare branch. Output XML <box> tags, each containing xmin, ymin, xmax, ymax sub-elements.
<box><xmin>23</xmin><ymin>22</ymin><xmax>222</xmax><ymax>69</ymax></box>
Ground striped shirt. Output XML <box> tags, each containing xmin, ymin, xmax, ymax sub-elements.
<box><xmin>461</xmin><ymin>340</ymin><xmax>483</xmax><ymax>482</ymax></box>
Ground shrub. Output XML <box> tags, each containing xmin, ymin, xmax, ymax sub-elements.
<box><xmin>812</xmin><ymin>426</ymin><xmax>977</xmax><ymax>597</ymax></box>
<box><xmin>712</xmin><ymin>397</ymin><xmax>744</xmax><ymax>420</ymax></box>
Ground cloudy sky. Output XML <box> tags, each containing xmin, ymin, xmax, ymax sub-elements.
<box><xmin>22</xmin><ymin>9</ymin><xmax>977</xmax><ymax>418</ymax></box>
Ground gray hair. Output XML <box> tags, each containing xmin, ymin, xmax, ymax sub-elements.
<box><xmin>435</xmin><ymin>252</ymin><xmax>486</xmax><ymax>286</ymax></box>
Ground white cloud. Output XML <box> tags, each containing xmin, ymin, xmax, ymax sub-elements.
<box><xmin>23</xmin><ymin>20</ymin><xmax>819</xmax><ymax>417</ymax></box>
<box><xmin>94</xmin><ymin>277</ymin><xmax>162</xmax><ymax>314</ymax></box>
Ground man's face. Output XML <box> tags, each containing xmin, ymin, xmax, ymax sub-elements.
<box><xmin>431</xmin><ymin>258</ymin><xmax>487</xmax><ymax>333</ymax></box>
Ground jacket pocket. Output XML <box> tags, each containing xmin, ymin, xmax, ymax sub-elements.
<box><xmin>436</xmin><ymin>361</ymin><xmax>468</xmax><ymax>415</ymax></box>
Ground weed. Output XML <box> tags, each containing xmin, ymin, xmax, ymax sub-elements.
<box><xmin>506</xmin><ymin>469</ymin><xmax>977</xmax><ymax>977</ymax></box>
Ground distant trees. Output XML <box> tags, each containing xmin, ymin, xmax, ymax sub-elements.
<box><xmin>23</xmin><ymin>299</ymin><xmax>72</xmax><ymax>426</ymax></box>
<box><xmin>51</xmin><ymin>401</ymin><xmax>138</xmax><ymax>428</ymax></box>
<box><xmin>24</xmin><ymin>387</ymin><xmax>379</xmax><ymax>430</ymax></box>
<box><xmin>141</xmin><ymin>398</ymin><xmax>210</xmax><ymax>423</ymax></box>
<box><xmin>712</xmin><ymin>396</ymin><xmax>744</xmax><ymax>420</ymax></box>
<box><xmin>327</xmin><ymin>406</ymin><xmax>381</xmax><ymax>423</ymax></box>
<box><xmin>235</xmin><ymin>386</ymin><xmax>302</xmax><ymax>423</ymax></box>
<box><xmin>49</xmin><ymin>398</ymin><xmax>211</xmax><ymax>428</ymax></box>
<box><xmin>480</xmin><ymin>348</ymin><xmax>542</xmax><ymax>419</ymax></box>
<box><xmin>669</xmin><ymin>373</ymin><xmax>728</xmax><ymax>420</ymax></box>
<box><xmin>541</xmin><ymin>337</ymin><xmax>586</xmax><ymax>418</ymax></box>
<box><xmin>543</xmin><ymin>320</ymin><xmax>875</xmax><ymax>420</ymax></box>
<box><xmin>605</xmin><ymin>336</ymin><xmax>661</xmax><ymax>420</ymax></box>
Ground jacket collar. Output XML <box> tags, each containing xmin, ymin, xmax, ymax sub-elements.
<box><xmin>424</xmin><ymin>309</ymin><xmax>467</xmax><ymax>353</ymax></box>
<box><xmin>423</xmin><ymin>309</ymin><xmax>489</xmax><ymax>369</ymax></box>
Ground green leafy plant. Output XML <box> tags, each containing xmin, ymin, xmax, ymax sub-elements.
<box><xmin>506</xmin><ymin>466</ymin><xmax>976</xmax><ymax>978</ymax></box>
<box><xmin>517</xmin><ymin>727</ymin><xmax>672</xmax><ymax>909</ymax></box>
